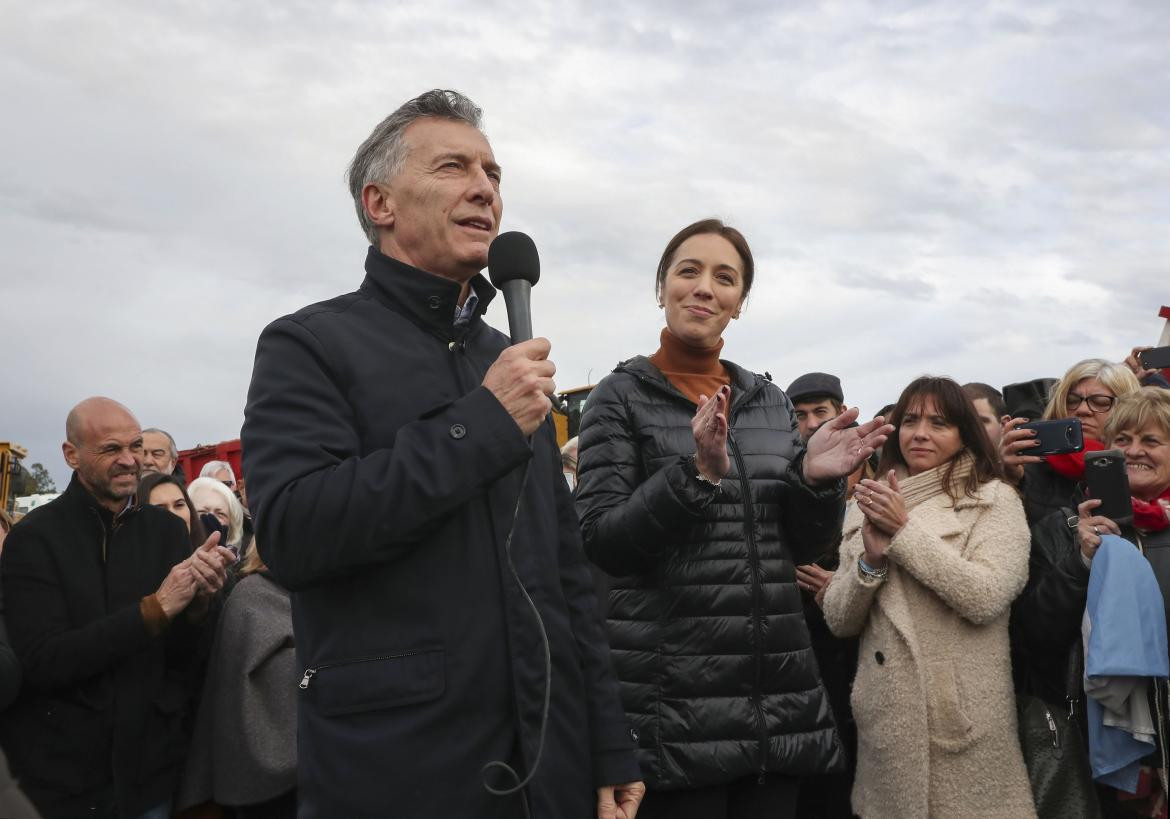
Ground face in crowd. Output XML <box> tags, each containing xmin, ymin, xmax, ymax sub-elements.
<box><xmin>62</xmin><ymin>398</ymin><xmax>143</xmax><ymax>510</ymax></box>
<box><xmin>970</xmin><ymin>397</ymin><xmax>1005</xmax><ymax>449</ymax></box>
<box><xmin>367</xmin><ymin>117</ymin><xmax>502</xmax><ymax>282</ymax></box>
<box><xmin>148</xmin><ymin>482</ymin><xmax>192</xmax><ymax>532</ymax></box>
<box><xmin>899</xmin><ymin>395</ymin><xmax>964</xmax><ymax>476</ymax></box>
<box><xmin>211</xmin><ymin>468</ymin><xmax>236</xmax><ymax>491</ymax></box>
<box><xmin>660</xmin><ymin>233</ymin><xmax>746</xmax><ymax>350</ymax></box>
<box><xmin>141</xmin><ymin>430</ymin><xmax>176</xmax><ymax>475</ymax></box>
<box><xmin>191</xmin><ymin>485</ymin><xmax>231</xmax><ymax>531</ymax></box>
<box><xmin>794</xmin><ymin>398</ymin><xmax>842</xmax><ymax>443</ymax></box>
<box><xmin>1063</xmin><ymin>376</ymin><xmax>1116</xmax><ymax>442</ymax></box>
<box><xmin>1109</xmin><ymin>420</ymin><xmax>1170</xmax><ymax>502</ymax></box>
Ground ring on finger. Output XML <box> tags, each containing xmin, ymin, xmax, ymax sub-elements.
<box><xmin>1093</xmin><ymin>525</ymin><xmax>1100</xmax><ymax>535</ymax></box>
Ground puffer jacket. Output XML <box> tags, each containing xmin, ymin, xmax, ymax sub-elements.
<box><xmin>576</xmin><ymin>355</ymin><xmax>846</xmax><ymax>789</ymax></box>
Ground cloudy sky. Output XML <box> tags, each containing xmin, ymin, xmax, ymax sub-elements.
<box><xmin>3</xmin><ymin>0</ymin><xmax>1168</xmax><ymax>488</ymax></box>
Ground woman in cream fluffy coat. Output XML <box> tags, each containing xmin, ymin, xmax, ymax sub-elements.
<box><xmin>823</xmin><ymin>376</ymin><xmax>1036</xmax><ymax>819</ymax></box>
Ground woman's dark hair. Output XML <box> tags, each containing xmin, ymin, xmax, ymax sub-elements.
<box><xmin>654</xmin><ymin>218</ymin><xmax>755</xmax><ymax>302</ymax></box>
<box><xmin>877</xmin><ymin>376</ymin><xmax>1003</xmax><ymax>502</ymax></box>
<box><xmin>138</xmin><ymin>471</ymin><xmax>207</xmax><ymax>553</ymax></box>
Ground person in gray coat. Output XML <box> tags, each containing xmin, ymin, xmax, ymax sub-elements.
<box><xmin>178</xmin><ymin>545</ymin><xmax>296</xmax><ymax>818</ymax></box>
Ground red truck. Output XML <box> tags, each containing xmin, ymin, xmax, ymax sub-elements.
<box><xmin>177</xmin><ymin>439</ymin><xmax>243</xmax><ymax>487</ymax></box>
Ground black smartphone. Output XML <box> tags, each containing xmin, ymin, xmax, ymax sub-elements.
<box><xmin>1084</xmin><ymin>449</ymin><xmax>1133</xmax><ymax>524</ymax></box>
<box><xmin>1139</xmin><ymin>346</ymin><xmax>1170</xmax><ymax>370</ymax></box>
<box><xmin>1017</xmin><ymin>418</ymin><xmax>1084</xmax><ymax>456</ymax></box>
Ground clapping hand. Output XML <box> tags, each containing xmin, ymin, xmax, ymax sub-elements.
<box><xmin>796</xmin><ymin>563</ymin><xmax>835</xmax><ymax>607</ymax></box>
<box><xmin>692</xmin><ymin>386</ymin><xmax>731</xmax><ymax>482</ymax></box>
<box><xmin>188</xmin><ymin>531</ymin><xmax>235</xmax><ymax>597</ymax></box>
<box><xmin>803</xmin><ymin>408</ymin><xmax>893</xmax><ymax>485</ymax></box>
<box><xmin>856</xmin><ymin>471</ymin><xmax>909</xmax><ymax>536</ymax></box>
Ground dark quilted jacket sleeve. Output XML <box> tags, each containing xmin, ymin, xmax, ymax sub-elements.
<box><xmin>777</xmin><ymin>453</ymin><xmax>847</xmax><ymax>565</ymax></box>
<box><xmin>769</xmin><ymin>386</ymin><xmax>846</xmax><ymax>565</ymax></box>
<box><xmin>1011</xmin><ymin>508</ymin><xmax>1088</xmax><ymax>677</ymax></box>
<box><xmin>575</xmin><ymin>374</ymin><xmax>718</xmax><ymax>576</ymax></box>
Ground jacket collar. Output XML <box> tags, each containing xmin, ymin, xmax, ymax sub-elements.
<box><xmin>618</xmin><ymin>354</ymin><xmax>767</xmax><ymax>410</ymax></box>
<box><xmin>61</xmin><ymin>472</ymin><xmax>137</xmax><ymax>526</ymax></box>
<box><xmin>358</xmin><ymin>245</ymin><xmax>496</xmax><ymax>338</ymax></box>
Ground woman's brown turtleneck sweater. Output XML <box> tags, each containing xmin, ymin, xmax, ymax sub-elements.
<box><xmin>648</xmin><ymin>327</ymin><xmax>731</xmax><ymax>405</ymax></box>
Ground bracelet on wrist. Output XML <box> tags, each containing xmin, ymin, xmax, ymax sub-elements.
<box><xmin>857</xmin><ymin>555</ymin><xmax>888</xmax><ymax>581</ymax></box>
<box><xmin>687</xmin><ymin>455</ymin><xmax>722</xmax><ymax>490</ymax></box>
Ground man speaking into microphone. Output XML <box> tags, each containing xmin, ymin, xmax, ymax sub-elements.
<box><xmin>241</xmin><ymin>90</ymin><xmax>643</xmax><ymax>818</ymax></box>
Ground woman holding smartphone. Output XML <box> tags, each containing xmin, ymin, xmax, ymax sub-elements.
<box><xmin>576</xmin><ymin>218</ymin><xmax>890</xmax><ymax>818</ymax></box>
<box><xmin>822</xmin><ymin>376</ymin><xmax>1036</xmax><ymax>819</ymax></box>
<box><xmin>1000</xmin><ymin>358</ymin><xmax>1141</xmax><ymax>526</ymax></box>
<box><xmin>1014</xmin><ymin>387</ymin><xmax>1170</xmax><ymax>816</ymax></box>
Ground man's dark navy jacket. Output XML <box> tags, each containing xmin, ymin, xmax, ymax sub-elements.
<box><xmin>242</xmin><ymin>247</ymin><xmax>639</xmax><ymax>818</ymax></box>
<box><xmin>0</xmin><ymin>476</ymin><xmax>204</xmax><ymax>818</ymax></box>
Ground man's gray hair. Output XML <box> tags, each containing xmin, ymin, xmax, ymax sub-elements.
<box><xmin>346</xmin><ymin>89</ymin><xmax>485</xmax><ymax>245</ymax></box>
<box><xmin>200</xmin><ymin>460</ymin><xmax>236</xmax><ymax>482</ymax></box>
<box><xmin>142</xmin><ymin>427</ymin><xmax>178</xmax><ymax>459</ymax></box>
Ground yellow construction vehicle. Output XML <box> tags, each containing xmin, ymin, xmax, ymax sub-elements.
<box><xmin>1</xmin><ymin>442</ymin><xmax>28</xmax><ymax>516</ymax></box>
<box><xmin>552</xmin><ymin>385</ymin><xmax>595</xmax><ymax>449</ymax></box>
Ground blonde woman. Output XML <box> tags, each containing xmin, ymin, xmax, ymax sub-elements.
<box><xmin>1015</xmin><ymin>387</ymin><xmax>1170</xmax><ymax>816</ymax></box>
<box><xmin>187</xmin><ymin>477</ymin><xmax>245</xmax><ymax>557</ymax></box>
<box><xmin>1000</xmin><ymin>358</ymin><xmax>1141</xmax><ymax>525</ymax></box>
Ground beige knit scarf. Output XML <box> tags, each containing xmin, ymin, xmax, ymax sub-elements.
<box><xmin>892</xmin><ymin>450</ymin><xmax>976</xmax><ymax>511</ymax></box>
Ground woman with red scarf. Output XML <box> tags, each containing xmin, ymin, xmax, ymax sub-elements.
<box><xmin>1000</xmin><ymin>358</ymin><xmax>1141</xmax><ymax>526</ymax></box>
<box><xmin>1013</xmin><ymin>387</ymin><xmax>1170</xmax><ymax>817</ymax></box>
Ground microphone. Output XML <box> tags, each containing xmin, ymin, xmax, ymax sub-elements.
<box><xmin>488</xmin><ymin>231</ymin><xmax>540</xmax><ymax>344</ymax></box>
<box><xmin>488</xmin><ymin>232</ymin><xmax>566</xmax><ymax>413</ymax></box>
<box><xmin>482</xmin><ymin>232</ymin><xmax>554</xmax><ymax>814</ymax></box>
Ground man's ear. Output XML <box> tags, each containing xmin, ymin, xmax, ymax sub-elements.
<box><xmin>62</xmin><ymin>440</ymin><xmax>80</xmax><ymax>471</ymax></box>
<box><xmin>362</xmin><ymin>183</ymin><xmax>395</xmax><ymax>231</ymax></box>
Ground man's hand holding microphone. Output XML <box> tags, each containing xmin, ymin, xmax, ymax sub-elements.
<box><xmin>483</xmin><ymin>338</ymin><xmax>557</xmax><ymax>437</ymax></box>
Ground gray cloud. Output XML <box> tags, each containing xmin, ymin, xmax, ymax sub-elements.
<box><xmin>3</xmin><ymin>0</ymin><xmax>1168</xmax><ymax>488</ymax></box>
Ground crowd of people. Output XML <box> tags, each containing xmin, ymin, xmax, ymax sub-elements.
<box><xmin>1</xmin><ymin>87</ymin><xmax>1169</xmax><ymax>819</ymax></box>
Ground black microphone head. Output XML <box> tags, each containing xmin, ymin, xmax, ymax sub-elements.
<box><xmin>488</xmin><ymin>231</ymin><xmax>540</xmax><ymax>289</ymax></box>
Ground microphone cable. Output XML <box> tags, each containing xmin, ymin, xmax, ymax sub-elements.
<box><xmin>480</xmin><ymin>440</ymin><xmax>552</xmax><ymax>819</ymax></box>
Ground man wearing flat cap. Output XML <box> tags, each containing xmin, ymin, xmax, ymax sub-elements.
<box><xmin>786</xmin><ymin>371</ymin><xmax>862</xmax><ymax>819</ymax></box>
<box><xmin>787</xmin><ymin>372</ymin><xmax>845</xmax><ymax>444</ymax></box>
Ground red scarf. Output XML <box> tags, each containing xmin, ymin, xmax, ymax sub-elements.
<box><xmin>1047</xmin><ymin>440</ymin><xmax>1170</xmax><ymax>531</ymax></box>
<box><xmin>1134</xmin><ymin>488</ymin><xmax>1170</xmax><ymax>532</ymax></box>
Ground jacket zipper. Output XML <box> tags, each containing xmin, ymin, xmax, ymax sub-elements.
<box><xmin>299</xmin><ymin>649</ymin><xmax>434</xmax><ymax>690</ymax></box>
<box><xmin>621</xmin><ymin>364</ymin><xmax>772</xmax><ymax>779</ymax></box>
<box><xmin>728</xmin><ymin>429</ymin><xmax>769</xmax><ymax>782</ymax></box>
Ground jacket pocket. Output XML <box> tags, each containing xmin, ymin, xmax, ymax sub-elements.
<box><xmin>925</xmin><ymin>659</ymin><xmax>974</xmax><ymax>749</ymax></box>
<box><xmin>301</xmin><ymin>646</ymin><xmax>445</xmax><ymax>717</ymax></box>
<box><xmin>31</xmin><ymin>699</ymin><xmax>110</xmax><ymax>794</ymax></box>
<box><xmin>138</xmin><ymin>678</ymin><xmax>190</xmax><ymax>782</ymax></box>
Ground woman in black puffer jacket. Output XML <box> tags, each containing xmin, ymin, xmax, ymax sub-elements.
<box><xmin>576</xmin><ymin>218</ymin><xmax>892</xmax><ymax>819</ymax></box>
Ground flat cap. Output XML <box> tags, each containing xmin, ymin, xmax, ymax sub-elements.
<box><xmin>786</xmin><ymin>372</ymin><xmax>843</xmax><ymax>404</ymax></box>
